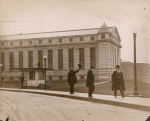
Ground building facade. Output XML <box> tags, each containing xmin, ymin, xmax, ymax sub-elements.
<box><xmin>0</xmin><ymin>23</ymin><xmax>122</xmax><ymax>86</ymax></box>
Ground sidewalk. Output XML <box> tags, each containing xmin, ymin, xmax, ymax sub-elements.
<box><xmin>0</xmin><ymin>88</ymin><xmax>150</xmax><ymax>112</ymax></box>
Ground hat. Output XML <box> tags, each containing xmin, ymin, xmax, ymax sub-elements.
<box><xmin>90</xmin><ymin>66</ymin><xmax>94</xmax><ymax>69</ymax></box>
<box><xmin>115</xmin><ymin>65</ymin><xmax>120</xmax><ymax>68</ymax></box>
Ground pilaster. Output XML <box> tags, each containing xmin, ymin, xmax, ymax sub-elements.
<box><xmin>33</xmin><ymin>49</ymin><xmax>38</xmax><ymax>68</ymax></box>
<box><xmin>63</xmin><ymin>48</ymin><xmax>69</xmax><ymax>70</ymax></box>
<box><xmin>53</xmin><ymin>48</ymin><xmax>58</xmax><ymax>70</ymax></box>
<box><xmin>84</xmin><ymin>47</ymin><xmax>90</xmax><ymax>69</ymax></box>
<box><xmin>23</xmin><ymin>50</ymin><xmax>28</xmax><ymax>68</ymax></box>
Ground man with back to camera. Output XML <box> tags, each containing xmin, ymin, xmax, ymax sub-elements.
<box><xmin>86</xmin><ymin>66</ymin><xmax>95</xmax><ymax>98</ymax></box>
<box><xmin>68</xmin><ymin>64</ymin><xmax>81</xmax><ymax>94</ymax></box>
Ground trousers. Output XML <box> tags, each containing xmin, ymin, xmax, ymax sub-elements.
<box><xmin>88</xmin><ymin>85</ymin><xmax>95</xmax><ymax>97</ymax></box>
<box><xmin>70</xmin><ymin>85</ymin><xmax>74</xmax><ymax>93</ymax></box>
<box><xmin>114</xmin><ymin>89</ymin><xmax>124</xmax><ymax>97</ymax></box>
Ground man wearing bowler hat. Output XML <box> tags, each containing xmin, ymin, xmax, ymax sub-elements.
<box><xmin>111</xmin><ymin>65</ymin><xmax>125</xmax><ymax>98</ymax></box>
<box><xmin>86</xmin><ymin>66</ymin><xmax>95</xmax><ymax>98</ymax></box>
<box><xmin>68</xmin><ymin>64</ymin><xmax>81</xmax><ymax>94</ymax></box>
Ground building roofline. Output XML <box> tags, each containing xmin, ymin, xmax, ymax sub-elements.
<box><xmin>0</xmin><ymin>27</ymin><xmax>114</xmax><ymax>37</ymax></box>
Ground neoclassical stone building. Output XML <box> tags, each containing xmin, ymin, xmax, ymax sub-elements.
<box><xmin>0</xmin><ymin>23</ymin><xmax>122</xmax><ymax>87</ymax></box>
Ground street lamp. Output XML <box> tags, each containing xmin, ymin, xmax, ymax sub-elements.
<box><xmin>44</xmin><ymin>55</ymin><xmax>47</xmax><ymax>89</ymax></box>
<box><xmin>133</xmin><ymin>29</ymin><xmax>139</xmax><ymax>96</ymax></box>
<box><xmin>0</xmin><ymin>64</ymin><xmax>3</xmax><ymax>88</ymax></box>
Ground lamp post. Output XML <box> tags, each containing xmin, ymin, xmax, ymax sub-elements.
<box><xmin>44</xmin><ymin>55</ymin><xmax>47</xmax><ymax>89</ymax></box>
<box><xmin>0</xmin><ymin>64</ymin><xmax>3</xmax><ymax>88</ymax></box>
<box><xmin>133</xmin><ymin>29</ymin><xmax>138</xmax><ymax>96</ymax></box>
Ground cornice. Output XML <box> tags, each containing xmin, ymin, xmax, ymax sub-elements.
<box><xmin>1</xmin><ymin>41</ymin><xmax>98</xmax><ymax>49</ymax></box>
<box><xmin>1</xmin><ymin>39</ymin><xmax>122</xmax><ymax>49</ymax></box>
<box><xmin>0</xmin><ymin>33</ymin><xmax>98</xmax><ymax>41</ymax></box>
<box><xmin>97</xmin><ymin>39</ymin><xmax>122</xmax><ymax>48</ymax></box>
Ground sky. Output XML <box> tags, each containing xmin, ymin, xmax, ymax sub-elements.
<box><xmin>0</xmin><ymin>0</ymin><xmax>149</xmax><ymax>63</ymax></box>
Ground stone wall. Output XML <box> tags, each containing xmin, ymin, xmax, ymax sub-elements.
<box><xmin>121</xmin><ymin>62</ymin><xmax>150</xmax><ymax>83</ymax></box>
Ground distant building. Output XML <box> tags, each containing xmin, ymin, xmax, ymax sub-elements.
<box><xmin>121</xmin><ymin>60</ymin><xmax>149</xmax><ymax>83</ymax></box>
<box><xmin>0</xmin><ymin>23</ymin><xmax>122</xmax><ymax>87</ymax></box>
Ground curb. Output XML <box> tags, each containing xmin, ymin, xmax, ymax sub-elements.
<box><xmin>0</xmin><ymin>88</ymin><xmax>150</xmax><ymax>112</ymax></box>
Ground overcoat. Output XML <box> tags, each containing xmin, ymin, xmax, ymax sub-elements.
<box><xmin>86</xmin><ymin>69</ymin><xmax>94</xmax><ymax>87</ymax></box>
<box><xmin>68</xmin><ymin>69</ymin><xmax>79</xmax><ymax>86</ymax></box>
<box><xmin>111</xmin><ymin>71</ymin><xmax>125</xmax><ymax>91</ymax></box>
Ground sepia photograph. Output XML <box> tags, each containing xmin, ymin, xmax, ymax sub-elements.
<box><xmin>0</xmin><ymin>0</ymin><xmax>150</xmax><ymax>120</ymax></box>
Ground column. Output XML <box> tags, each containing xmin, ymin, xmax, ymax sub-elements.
<box><xmin>63</xmin><ymin>48</ymin><xmax>69</xmax><ymax>70</ymax></box>
<box><xmin>74</xmin><ymin>48</ymin><xmax>79</xmax><ymax>69</ymax></box>
<box><xmin>33</xmin><ymin>49</ymin><xmax>38</xmax><ymax>68</ymax></box>
<box><xmin>23</xmin><ymin>49</ymin><xmax>28</xmax><ymax>68</ymax></box>
<box><xmin>84</xmin><ymin>47</ymin><xmax>90</xmax><ymax>69</ymax></box>
<box><xmin>53</xmin><ymin>48</ymin><xmax>58</xmax><ymax>70</ymax></box>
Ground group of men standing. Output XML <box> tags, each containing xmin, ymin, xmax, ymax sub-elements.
<box><xmin>68</xmin><ymin>65</ymin><xmax>95</xmax><ymax>98</ymax></box>
<box><xmin>68</xmin><ymin>64</ymin><xmax>125</xmax><ymax>98</ymax></box>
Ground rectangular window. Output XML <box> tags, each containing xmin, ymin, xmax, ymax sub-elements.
<box><xmin>91</xmin><ymin>37</ymin><xmax>95</xmax><ymax>41</ymax></box>
<box><xmin>19</xmin><ymin>51</ymin><xmax>23</xmax><ymax>68</ymax></box>
<box><xmin>19</xmin><ymin>41</ymin><xmax>23</xmax><ymax>45</ymax></box>
<box><xmin>39</xmin><ymin>40</ymin><xmax>42</xmax><ymax>44</ymax></box>
<box><xmin>29</xmin><ymin>71</ymin><xmax>35</xmax><ymax>80</ymax></box>
<box><xmin>38</xmin><ymin>50</ymin><xmax>43</xmax><ymax>68</ymax></box>
<box><xmin>69</xmin><ymin>49</ymin><xmax>74</xmax><ymax>69</ymax></box>
<box><xmin>29</xmin><ymin>41</ymin><xmax>32</xmax><ymax>45</ymax></box>
<box><xmin>101</xmin><ymin>35</ymin><xmax>105</xmax><ymax>39</ymax></box>
<box><xmin>80</xmin><ymin>37</ymin><xmax>83</xmax><ymax>41</ymax></box>
<box><xmin>79</xmin><ymin>48</ymin><xmax>84</xmax><ymax>69</ymax></box>
<box><xmin>28</xmin><ymin>51</ymin><xmax>33</xmax><ymax>68</ymax></box>
<box><xmin>10</xmin><ymin>42</ymin><xmax>13</xmax><ymax>46</ymax></box>
<box><xmin>48</xmin><ymin>39</ymin><xmax>52</xmax><ymax>43</ymax></box>
<box><xmin>58</xmin><ymin>49</ymin><xmax>63</xmax><ymax>70</ymax></box>
<box><xmin>10</xmin><ymin>52</ymin><xmax>14</xmax><ymax>71</ymax></box>
<box><xmin>69</xmin><ymin>38</ymin><xmax>73</xmax><ymax>42</ymax></box>
<box><xmin>1</xmin><ymin>52</ymin><xmax>5</xmax><ymax>71</ymax></box>
<box><xmin>90</xmin><ymin>47</ymin><xmax>96</xmax><ymax>68</ymax></box>
<box><xmin>38</xmin><ymin>71</ymin><xmax>44</xmax><ymax>80</ymax></box>
<box><xmin>48</xmin><ymin>50</ymin><xmax>53</xmax><ymax>69</ymax></box>
<box><xmin>59</xmin><ymin>39</ymin><xmax>62</xmax><ymax>43</ymax></box>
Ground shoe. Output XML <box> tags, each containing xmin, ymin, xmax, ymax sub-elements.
<box><xmin>115</xmin><ymin>96</ymin><xmax>117</xmax><ymax>98</ymax></box>
<box><xmin>70</xmin><ymin>92</ymin><xmax>74</xmax><ymax>94</ymax></box>
<box><xmin>89</xmin><ymin>95</ymin><xmax>93</xmax><ymax>98</ymax></box>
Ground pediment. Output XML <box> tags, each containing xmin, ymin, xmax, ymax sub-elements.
<box><xmin>111</xmin><ymin>27</ymin><xmax>121</xmax><ymax>41</ymax></box>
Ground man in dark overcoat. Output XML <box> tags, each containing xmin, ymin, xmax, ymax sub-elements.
<box><xmin>68</xmin><ymin>65</ymin><xmax>81</xmax><ymax>94</ymax></box>
<box><xmin>86</xmin><ymin>66</ymin><xmax>95</xmax><ymax>98</ymax></box>
<box><xmin>111</xmin><ymin>65</ymin><xmax>125</xmax><ymax>98</ymax></box>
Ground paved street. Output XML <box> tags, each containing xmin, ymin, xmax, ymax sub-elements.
<box><xmin>0</xmin><ymin>91</ymin><xmax>149</xmax><ymax>121</ymax></box>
